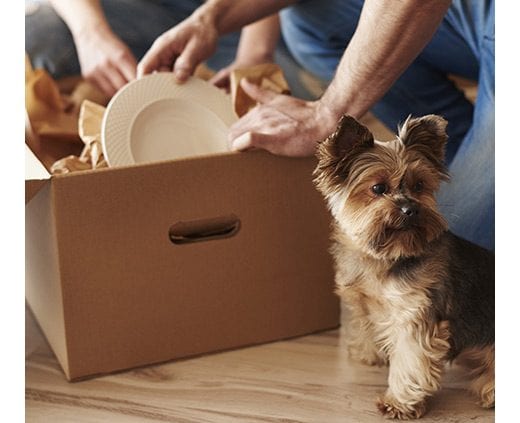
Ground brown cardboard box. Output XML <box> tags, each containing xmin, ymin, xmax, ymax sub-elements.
<box><xmin>25</xmin><ymin>140</ymin><xmax>339</xmax><ymax>381</ymax></box>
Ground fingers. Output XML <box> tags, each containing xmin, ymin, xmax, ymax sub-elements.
<box><xmin>227</xmin><ymin>87</ymin><xmax>288</xmax><ymax>152</ymax></box>
<box><xmin>88</xmin><ymin>62</ymin><xmax>131</xmax><ymax>97</ymax></box>
<box><xmin>228</xmin><ymin>109</ymin><xmax>280</xmax><ymax>153</ymax></box>
<box><xmin>240</xmin><ymin>78</ymin><xmax>278</xmax><ymax>104</ymax></box>
<box><xmin>89</xmin><ymin>72</ymin><xmax>117</xmax><ymax>97</ymax></box>
<box><xmin>172</xmin><ymin>37</ymin><xmax>203</xmax><ymax>83</ymax></box>
<box><xmin>137</xmin><ymin>34</ymin><xmax>196</xmax><ymax>82</ymax></box>
<box><xmin>227</xmin><ymin>96</ymin><xmax>321</xmax><ymax>157</ymax></box>
<box><xmin>230</xmin><ymin>128</ymin><xmax>317</xmax><ymax>157</ymax></box>
<box><xmin>83</xmin><ymin>51</ymin><xmax>137</xmax><ymax>97</ymax></box>
<box><xmin>138</xmin><ymin>18</ymin><xmax>218</xmax><ymax>82</ymax></box>
<box><xmin>209</xmin><ymin>68</ymin><xmax>231</xmax><ymax>91</ymax></box>
<box><xmin>230</xmin><ymin>132</ymin><xmax>253</xmax><ymax>151</ymax></box>
<box><xmin>231</xmin><ymin>132</ymin><xmax>273</xmax><ymax>152</ymax></box>
<box><xmin>104</xmin><ymin>65</ymin><xmax>127</xmax><ymax>93</ymax></box>
<box><xmin>118</xmin><ymin>51</ymin><xmax>138</xmax><ymax>82</ymax></box>
<box><xmin>137</xmin><ymin>32</ymin><xmax>174</xmax><ymax>77</ymax></box>
<box><xmin>75</xmin><ymin>30</ymin><xmax>137</xmax><ymax>97</ymax></box>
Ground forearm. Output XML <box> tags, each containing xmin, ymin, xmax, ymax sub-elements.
<box><xmin>199</xmin><ymin>0</ymin><xmax>293</xmax><ymax>35</ymax></box>
<box><xmin>321</xmin><ymin>0</ymin><xmax>451</xmax><ymax>120</ymax></box>
<box><xmin>48</xmin><ymin>0</ymin><xmax>110</xmax><ymax>37</ymax></box>
<box><xmin>236</xmin><ymin>14</ymin><xmax>280</xmax><ymax>63</ymax></box>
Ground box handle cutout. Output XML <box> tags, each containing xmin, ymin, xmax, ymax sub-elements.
<box><xmin>169</xmin><ymin>214</ymin><xmax>241</xmax><ymax>245</ymax></box>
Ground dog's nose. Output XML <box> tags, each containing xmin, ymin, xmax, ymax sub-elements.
<box><xmin>400</xmin><ymin>203</ymin><xmax>419</xmax><ymax>217</ymax></box>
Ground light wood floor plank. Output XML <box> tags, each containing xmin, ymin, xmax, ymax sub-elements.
<box><xmin>26</xmin><ymin>306</ymin><xmax>494</xmax><ymax>422</ymax></box>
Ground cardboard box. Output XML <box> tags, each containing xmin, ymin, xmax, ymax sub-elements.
<box><xmin>25</xmin><ymin>139</ymin><xmax>339</xmax><ymax>381</ymax></box>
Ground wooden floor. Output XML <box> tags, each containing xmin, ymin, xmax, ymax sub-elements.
<box><xmin>26</xmin><ymin>305</ymin><xmax>494</xmax><ymax>423</ymax></box>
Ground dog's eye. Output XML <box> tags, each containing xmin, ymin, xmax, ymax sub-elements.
<box><xmin>414</xmin><ymin>181</ymin><xmax>424</xmax><ymax>192</ymax></box>
<box><xmin>371</xmin><ymin>183</ymin><xmax>387</xmax><ymax>195</ymax></box>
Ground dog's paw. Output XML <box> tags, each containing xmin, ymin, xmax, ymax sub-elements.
<box><xmin>347</xmin><ymin>344</ymin><xmax>388</xmax><ymax>367</ymax></box>
<box><xmin>478</xmin><ymin>388</ymin><xmax>495</xmax><ymax>409</ymax></box>
<box><xmin>376</xmin><ymin>395</ymin><xmax>426</xmax><ymax>420</ymax></box>
<box><xmin>359</xmin><ymin>353</ymin><xmax>388</xmax><ymax>367</ymax></box>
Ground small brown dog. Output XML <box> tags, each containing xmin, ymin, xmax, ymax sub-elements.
<box><xmin>314</xmin><ymin>115</ymin><xmax>494</xmax><ymax>419</ymax></box>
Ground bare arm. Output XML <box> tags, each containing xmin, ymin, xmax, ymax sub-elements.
<box><xmin>138</xmin><ymin>0</ymin><xmax>294</xmax><ymax>80</ymax></box>
<box><xmin>229</xmin><ymin>0</ymin><xmax>452</xmax><ymax>156</ymax></box>
<box><xmin>210</xmin><ymin>14</ymin><xmax>280</xmax><ymax>90</ymax></box>
<box><xmin>321</xmin><ymin>0</ymin><xmax>452</xmax><ymax>119</ymax></box>
<box><xmin>48</xmin><ymin>0</ymin><xmax>109</xmax><ymax>37</ymax></box>
<box><xmin>235</xmin><ymin>14</ymin><xmax>280</xmax><ymax>65</ymax></box>
<box><xmin>48</xmin><ymin>0</ymin><xmax>137</xmax><ymax>97</ymax></box>
<box><xmin>199</xmin><ymin>0</ymin><xmax>292</xmax><ymax>34</ymax></box>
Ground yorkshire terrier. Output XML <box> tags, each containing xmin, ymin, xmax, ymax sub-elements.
<box><xmin>314</xmin><ymin>115</ymin><xmax>494</xmax><ymax>419</ymax></box>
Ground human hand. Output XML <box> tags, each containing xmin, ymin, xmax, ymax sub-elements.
<box><xmin>137</xmin><ymin>10</ymin><xmax>219</xmax><ymax>83</ymax></box>
<box><xmin>229</xmin><ymin>79</ymin><xmax>341</xmax><ymax>157</ymax></box>
<box><xmin>74</xmin><ymin>27</ymin><xmax>137</xmax><ymax>97</ymax></box>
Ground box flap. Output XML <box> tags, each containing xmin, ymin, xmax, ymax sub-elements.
<box><xmin>25</xmin><ymin>181</ymin><xmax>70</xmax><ymax>378</ymax></box>
<box><xmin>25</xmin><ymin>144</ymin><xmax>50</xmax><ymax>204</ymax></box>
<box><xmin>25</xmin><ymin>107</ymin><xmax>84</xmax><ymax>204</ymax></box>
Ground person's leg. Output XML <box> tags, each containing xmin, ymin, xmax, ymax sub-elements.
<box><xmin>280</xmin><ymin>0</ymin><xmax>363</xmax><ymax>82</ymax></box>
<box><xmin>25</xmin><ymin>0</ymin><xmax>236</xmax><ymax>79</ymax></box>
<box><xmin>25</xmin><ymin>1</ymin><xmax>81</xmax><ymax>78</ymax></box>
<box><xmin>436</xmin><ymin>0</ymin><xmax>495</xmax><ymax>250</ymax></box>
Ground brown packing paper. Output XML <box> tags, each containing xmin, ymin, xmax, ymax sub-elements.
<box><xmin>79</xmin><ymin>100</ymin><xmax>106</xmax><ymax>142</ymax></box>
<box><xmin>50</xmin><ymin>100</ymin><xmax>108</xmax><ymax>174</ymax></box>
<box><xmin>25</xmin><ymin>64</ymin><xmax>79</xmax><ymax>142</ymax></box>
<box><xmin>230</xmin><ymin>63</ymin><xmax>290</xmax><ymax>117</ymax></box>
<box><xmin>25</xmin><ymin>53</ymin><xmax>108</xmax><ymax>144</ymax></box>
<box><xmin>65</xmin><ymin>79</ymin><xmax>108</xmax><ymax>114</ymax></box>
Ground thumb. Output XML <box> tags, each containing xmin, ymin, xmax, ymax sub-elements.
<box><xmin>240</xmin><ymin>78</ymin><xmax>277</xmax><ymax>104</ymax></box>
<box><xmin>231</xmin><ymin>131</ymin><xmax>273</xmax><ymax>152</ymax></box>
<box><xmin>230</xmin><ymin>132</ymin><xmax>253</xmax><ymax>151</ymax></box>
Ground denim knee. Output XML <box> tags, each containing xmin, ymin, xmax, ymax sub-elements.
<box><xmin>280</xmin><ymin>0</ymin><xmax>362</xmax><ymax>81</ymax></box>
<box><xmin>25</xmin><ymin>3</ymin><xmax>80</xmax><ymax>78</ymax></box>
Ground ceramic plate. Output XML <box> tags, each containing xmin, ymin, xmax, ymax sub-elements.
<box><xmin>102</xmin><ymin>73</ymin><xmax>237</xmax><ymax>167</ymax></box>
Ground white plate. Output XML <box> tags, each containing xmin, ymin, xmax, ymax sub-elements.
<box><xmin>102</xmin><ymin>73</ymin><xmax>237</xmax><ymax>167</ymax></box>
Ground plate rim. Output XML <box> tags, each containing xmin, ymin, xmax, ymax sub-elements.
<box><xmin>101</xmin><ymin>73</ymin><xmax>237</xmax><ymax>167</ymax></box>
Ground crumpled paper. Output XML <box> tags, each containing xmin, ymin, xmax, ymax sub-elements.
<box><xmin>25</xmin><ymin>54</ymin><xmax>108</xmax><ymax>143</ymax></box>
<box><xmin>230</xmin><ymin>63</ymin><xmax>290</xmax><ymax>117</ymax></box>
<box><xmin>50</xmin><ymin>100</ymin><xmax>108</xmax><ymax>174</ymax></box>
<box><xmin>25</xmin><ymin>57</ymin><xmax>79</xmax><ymax>143</ymax></box>
<box><xmin>25</xmin><ymin>54</ymin><xmax>109</xmax><ymax>174</ymax></box>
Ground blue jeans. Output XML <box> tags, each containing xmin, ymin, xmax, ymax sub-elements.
<box><xmin>281</xmin><ymin>0</ymin><xmax>495</xmax><ymax>250</ymax></box>
<box><xmin>25</xmin><ymin>0</ymin><xmax>315</xmax><ymax>99</ymax></box>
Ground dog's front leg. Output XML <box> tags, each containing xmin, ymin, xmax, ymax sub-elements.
<box><xmin>345</xmin><ymin>306</ymin><xmax>387</xmax><ymax>366</ymax></box>
<box><xmin>339</xmin><ymin>284</ymin><xmax>388</xmax><ymax>366</ymax></box>
<box><xmin>376</xmin><ymin>321</ymin><xmax>450</xmax><ymax>419</ymax></box>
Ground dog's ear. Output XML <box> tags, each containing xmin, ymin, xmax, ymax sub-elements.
<box><xmin>314</xmin><ymin>115</ymin><xmax>374</xmax><ymax>193</ymax></box>
<box><xmin>322</xmin><ymin>115</ymin><xmax>374</xmax><ymax>158</ymax></box>
<box><xmin>398</xmin><ymin>114</ymin><xmax>448</xmax><ymax>167</ymax></box>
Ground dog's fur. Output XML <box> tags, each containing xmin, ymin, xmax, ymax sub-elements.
<box><xmin>314</xmin><ymin>115</ymin><xmax>494</xmax><ymax>419</ymax></box>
